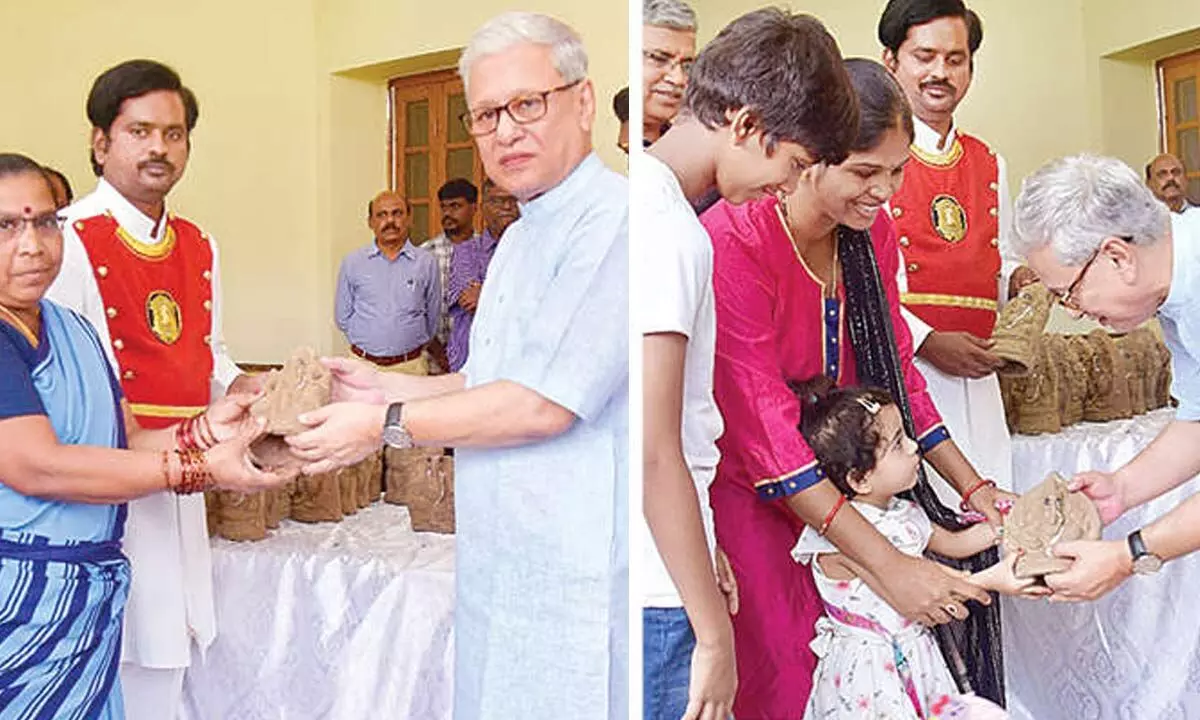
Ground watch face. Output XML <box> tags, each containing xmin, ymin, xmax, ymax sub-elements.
<box><xmin>1132</xmin><ymin>554</ymin><xmax>1163</xmax><ymax>575</ymax></box>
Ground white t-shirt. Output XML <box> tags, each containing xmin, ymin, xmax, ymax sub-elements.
<box><xmin>637</xmin><ymin>153</ymin><xmax>724</xmax><ymax>608</ymax></box>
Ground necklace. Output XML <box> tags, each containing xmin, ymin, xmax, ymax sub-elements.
<box><xmin>775</xmin><ymin>199</ymin><xmax>839</xmax><ymax>298</ymax></box>
<box><xmin>0</xmin><ymin>303</ymin><xmax>38</xmax><ymax>347</ymax></box>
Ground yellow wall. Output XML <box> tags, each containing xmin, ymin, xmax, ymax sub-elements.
<box><xmin>0</xmin><ymin>0</ymin><xmax>626</xmax><ymax>362</ymax></box>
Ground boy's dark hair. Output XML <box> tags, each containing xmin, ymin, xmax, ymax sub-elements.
<box><xmin>613</xmin><ymin>86</ymin><xmax>630</xmax><ymax>124</ymax></box>
<box><xmin>791</xmin><ymin>375</ymin><xmax>896</xmax><ymax>498</ymax></box>
<box><xmin>437</xmin><ymin>178</ymin><xmax>478</xmax><ymax>204</ymax></box>
<box><xmin>685</xmin><ymin>8</ymin><xmax>858</xmax><ymax>165</ymax></box>
<box><xmin>844</xmin><ymin>58</ymin><xmax>914</xmax><ymax>153</ymax></box>
<box><xmin>86</xmin><ymin>59</ymin><xmax>200</xmax><ymax>176</ymax></box>
<box><xmin>877</xmin><ymin>0</ymin><xmax>983</xmax><ymax>58</ymax></box>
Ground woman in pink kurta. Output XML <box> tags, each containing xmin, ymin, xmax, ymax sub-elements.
<box><xmin>700</xmin><ymin>59</ymin><xmax>1006</xmax><ymax>719</ymax></box>
<box><xmin>704</xmin><ymin>202</ymin><xmax>948</xmax><ymax>716</ymax></box>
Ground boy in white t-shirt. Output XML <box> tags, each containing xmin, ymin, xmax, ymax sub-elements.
<box><xmin>638</xmin><ymin>8</ymin><xmax>858</xmax><ymax>720</ymax></box>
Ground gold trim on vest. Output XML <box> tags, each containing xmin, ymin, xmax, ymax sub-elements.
<box><xmin>901</xmin><ymin>292</ymin><xmax>998</xmax><ymax>311</ymax></box>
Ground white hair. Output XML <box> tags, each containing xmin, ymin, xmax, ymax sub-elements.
<box><xmin>1013</xmin><ymin>154</ymin><xmax>1171</xmax><ymax>265</ymax></box>
<box><xmin>458</xmin><ymin>12</ymin><xmax>588</xmax><ymax>95</ymax></box>
<box><xmin>644</xmin><ymin>0</ymin><xmax>697</xmax><ymax>31</ymax></box>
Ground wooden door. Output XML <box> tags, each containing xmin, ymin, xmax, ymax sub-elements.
<box><xmin>390</xmin><ymin>70</ymin><xmax>485</xmax><ymax>243</ymax></box>
<box><xmin>1160</xmin><ymin>50</ymin><xmax>1200</xmax><ymax>204</ymax></box>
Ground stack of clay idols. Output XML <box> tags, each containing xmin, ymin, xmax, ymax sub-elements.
<box><xmin>383</xmin><ymin>446</ymin><xmax>455</xmax><ymax>533</ymax></box>
<box><xmin>205</xmin><ymin>348</ymin><xmax>384</xmax><ymax>542</ymax></box>
<box><xmin>994</xmin><ymin>284</ymin><xmax>1173</xmax><ymax>436</ymax></box>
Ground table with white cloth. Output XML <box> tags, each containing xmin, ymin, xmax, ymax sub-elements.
<box><xmin>181</xmin><ymin>503</ymin><xmax>455</xmax><ymax>720</ymax></box>
<box><xmin>1003</xmin><ymin>408</ymin><xmax>1200</xmax><ymax>720</ymax></box>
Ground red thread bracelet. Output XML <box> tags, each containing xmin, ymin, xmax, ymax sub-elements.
<box><xmin>959</xmin><ymin>479</ymin><xmax>996</xmax><ymax>512</ymax></box>
<box><xmin>818</xmin><ymin>495</ymin><xmax>847</xmax><ymax>536</ymax></box>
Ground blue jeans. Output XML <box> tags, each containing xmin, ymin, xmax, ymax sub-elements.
<box><xmin>643</xmin><ymin>607</ymin><xmax>694</xmax><ymax>720</ymax></box>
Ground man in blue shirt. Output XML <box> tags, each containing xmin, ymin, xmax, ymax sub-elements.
<box><xmin>334</xmin><ymin>190</ymin><xmax>440</xmax><ymax>375</ymax></box>
<box><xmin>1012</xmin><ymin>153</ymin><xmax>1200</xmax><ymax>601</ymax></box>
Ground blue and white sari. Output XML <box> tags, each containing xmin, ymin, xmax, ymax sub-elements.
<box><xmin>0</xmin><ymin>299</ymin><xmax>130</xmax><ymax>720</ymax></box>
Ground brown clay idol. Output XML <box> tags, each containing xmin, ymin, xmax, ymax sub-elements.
<box><xmin>248</xmin><ymin>348</ymin><xmax>332</xmax><ymax>472</ymax></box>
<box><xmin>1003</xmin><ymin>472</ymin><xmax>1101</xmax><ymax>578</ymax></box>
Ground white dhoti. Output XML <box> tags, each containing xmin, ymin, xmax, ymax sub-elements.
<box><xmin>915</xmin><ymin>357</ymin><xmax>1013</xmax><ymax>509</ymax></box>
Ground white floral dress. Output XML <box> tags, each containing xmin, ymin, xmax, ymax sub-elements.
<box><xmin>791</xmin><ymin>497</ymin><xmax>960</xmax><ymax>720</ymax></box>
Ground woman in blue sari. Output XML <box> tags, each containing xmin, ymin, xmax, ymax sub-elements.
<box><xmin>0</xmin><ymin>153</ymin><xmax>289</xmax><ymax>719</ymax></box>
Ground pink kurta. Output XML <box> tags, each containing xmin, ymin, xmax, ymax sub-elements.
<box><xmin>702</xmin><ymin>196</ymin><xmax>948</xmax><ymax>719</ymax></box>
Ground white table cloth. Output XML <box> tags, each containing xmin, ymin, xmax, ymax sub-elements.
<box><xmin>181</xmin><ymin>503</ymin><xmax>455</xmax><ymax>720</ymax></box>
<box><xmin>1004</xmin><ymin>408</ymin><xmax>1200</xmax><ymax>719</ymax></box>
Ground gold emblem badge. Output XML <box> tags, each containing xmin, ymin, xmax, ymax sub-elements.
<box><xmin>145</xmin><ymin>291</ymin><xmax>182</xmax><ymax>345</ymax></box>
<box><xmin>930</xmin><ymin>194</ymin><xmax>968</xmax><ymax>243</ymax></box>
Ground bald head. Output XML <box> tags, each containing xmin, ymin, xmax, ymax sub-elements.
<box><xmin>1145</xmin><ymin>153</ymin><xmax>1187</xmax><ymax>212</ymax></box>
<box><xmin>368</xmin><ymin>190</ymin><xmax>412</xmax><ymax>247</ymax></box>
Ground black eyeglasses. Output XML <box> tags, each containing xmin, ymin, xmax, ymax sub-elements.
<box><xmin>0</xmin><ymin>212</ymin><xmax>64</xmax><ymax>242</ymax></box>
<box><xmin>460</xmin><ymin>80</ymin><xmax>583</xmax><ymax>136</ymax></box>
<box><xmin>643</xmin><ymin>49</ymin><xmax>694</xmax><ymax>77</ymax></box>
<box><xmin>1054</xmin><ymin>236</ymin><xmax>1131</xmax><ymax>310</ymax></box>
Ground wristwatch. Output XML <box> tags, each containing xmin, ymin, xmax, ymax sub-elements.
<box><xmin>1127</xmin><ymin>529</ymin><xmax>1163</xmax><ymax>575</ymax></box>
<box><xmin>382</xmin><ymin>402</ymin><xmax>414</xmax><ymax>449</ymax></box>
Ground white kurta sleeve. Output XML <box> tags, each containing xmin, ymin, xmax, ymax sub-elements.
<box><xmin>997</xmin><ymin>153</ymin><xmax>1022</xmax><ymax>307</ymax></box>
<box><xmin>206</xmin><ymin>234</ymin><xmax>242</xmax><ymax>391</ymax></box>
<box><xmin>896</xmin><ymin>246</ymin><xmax>934</xmax><ymax>350</ymax></box>
<box><xmin>45</xmin><ymin>222</ymin><xmax>120</xmax><ymax>371</ymax></box>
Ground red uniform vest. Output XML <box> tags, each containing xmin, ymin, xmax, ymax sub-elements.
<box><xmin>75</xmin><ymin>212</ymin><xmax>215</xmax><ymax>429</ymax></box>
<box><xmin>891</xmin><ymin>132</ymin><xmax>1001</xmax><ymax>339</ymax></box>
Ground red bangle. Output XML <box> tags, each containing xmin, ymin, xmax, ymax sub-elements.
<box><xmin>959</xmin><ymin>479</ymin><xmax>996</xmax><ymax>512</ymax></box>
<box><xmin>818</xmin><ymin>495</ymin><xmax>847</xmax><ymax>536</ymax></box>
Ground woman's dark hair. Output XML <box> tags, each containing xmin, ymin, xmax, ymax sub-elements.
<box><xmin>0</xmin><ymin>154</ymin><xmax>55</xmax><ymax>198</ymax></box>
<box><xmin>791</xmin><ymin>375</ymin><xmax>896</xmax><ymax>498</ymax></box>
<box><xmin>877</xmin><ymin>0</ymin><xmax>983</xmax><ymax>58</ymax></box>
<box><xmin>41</xmin><ymin>166</ymin><xmax>74</xmax><ymax>205</ymax></box>
<box><xmin>612</xmin><ymin>86</ymin><xmax>630</xmax><ymax>124</ymax></box>
<box><xmin>844</xmin><ymin>58</ymin><xmax>914</xmax><ymax>152</ymax></box>
<box><xmin>86</xmin><ymin>59</ymin><xmax>200</xmax><ymax>176</ymax></box>
<box><xmin>685</xmin><ymin>8</ymin><xmax>858</xmax><ymax>165</ymax></box>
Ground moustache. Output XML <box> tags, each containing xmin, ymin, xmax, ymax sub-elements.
<box><xmin>1164</xmin><ymin>181</ymin><xmax>1180</xmax><ymax>190</ymax></box>
<box><xmin>139</xmin><ymin>159</ymin><xmax>175</xmax><ymax>173</ymax></box>
<box><xmin>920</xmin><ymin>81</ymin><xmax>956</xmax><ymax>94</ymax></box>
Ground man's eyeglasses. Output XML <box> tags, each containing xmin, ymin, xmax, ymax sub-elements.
<box><xmin>460</xmin><ymin>79</ymin><xmax>583</xmax><ymax>137</ymax></box>
<box><xmin>0</xmin><ymin>212</ymin><xmax>64</xmax><ymax>242</ymax></box>
<box><xmin>1053</xmin><ymin>236</ymin><xmax>1130</xmax><ymax>310</ymax></box>
<box><xmin>643</xmin><ymin>50</ymin><xmax>694</xmax><ymax>77</ymax></box>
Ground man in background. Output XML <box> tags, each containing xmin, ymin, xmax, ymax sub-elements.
<box><xmin>613</xmin><ymin>86</ymin><xmax>630</xmax><ymax>154</ymax></box>
<box><xmin>643</xmin><ymin>0</ymin><xmax>697</xmax><ymax>148</ymax></box>
<box><xmin>445</xmin><ymin>177</ymin><xmax>518</xmax><ymax>372</ymax></box>
<box><xmin>1146</xmin><ymin>152</ymin><xmax>1198</xmax><ymax>215</ymax></box>
<box><xmin>422</xmin><ymin>178</ymin><xmax>477</xmax><ymax>371</ymax></box>
<box><xmin>335</xmin><ymin>190</ymin><xmax>440</xmax><ymax>375</ymax></box>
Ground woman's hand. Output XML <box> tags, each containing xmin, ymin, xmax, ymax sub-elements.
<box><xmin>871</xmin><ymin>554</ymin><xmax>991</xmax><ymax>626</ymax></box>
<box><xmin>967</xmin><ymin>483</ymin><xmax>1017</xmax><ymax>528</ymax></box>
<box><xmin>203</xmin><ymin>392</ymin><xmax>262</xmax><ymax>445</ymax></box>
<box><xmin>205</xmin><ymin>424</ymin><xmax>294</xmax><ymax>492</ymax></box>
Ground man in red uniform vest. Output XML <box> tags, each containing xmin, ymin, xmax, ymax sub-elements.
<box><xmin>879</xmin><ymin>0</ymin><xmax>1023</xmax><ymax>505</ymax></box>
<box><xmin>47</xmin><ymin>59</ymin><xmax>254</xmax><ymax>720</ymax></box>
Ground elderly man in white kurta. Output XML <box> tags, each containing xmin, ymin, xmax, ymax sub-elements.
<box><xmin>46</xmin><ymin>59</ymin><xmax>252</xmax><ymax>719</ymax></box>
<box><xmin>284</xmin><ymin>12</ymin><xmax>628</xmax><ymax>720</ymax></box>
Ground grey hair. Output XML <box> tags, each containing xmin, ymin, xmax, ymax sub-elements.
<box><xmin>458</xmin><ymin>12</ymin><xmax>588</xmax><ymax>95</ymax></box>
<box><xmin>1013</xmin><ymin>154</ymin><xmax>1170</xmax><ymax>265</ymax></box>
<box><xmin>644</xmin><ymin>0</ymin><xmax>698</xmax><ymax>31</ymax></box>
